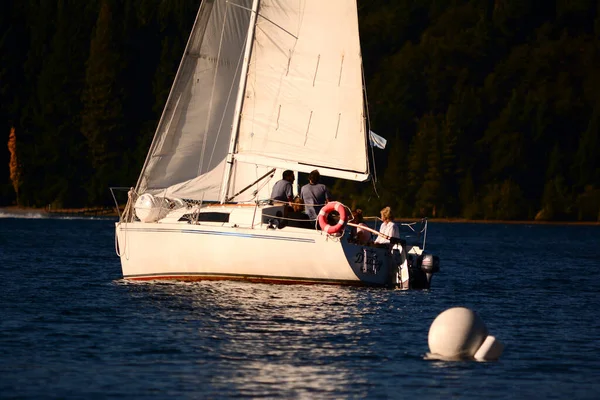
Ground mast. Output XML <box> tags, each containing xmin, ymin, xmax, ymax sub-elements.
<box><xmin>219</xmin><ymin>0</ymin><xmax>260</xmax><ymax>204</ymax></box>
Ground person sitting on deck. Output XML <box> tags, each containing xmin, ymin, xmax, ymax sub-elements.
<box><xmin>350</xmin><ymin>209</ymin><xmax>371</xmax><ymax>244</ymax></box>
<box><xmin>270</xmin><ymin>170</ymin><xmax>295</xmax><ymax>205</ymax></box>
<box><xmin>374</xmin><ymin>206</ymin><xmax>400</xmax><ymax>245</ymax></box>
<box><xmin>300</xmin><ymin>169</ymin><xmax>331</xmax><ymax>221</ymax></box>
<box><xmin>286</xmin><ymin>197</ymin><xmax>313</xmax><ymax>229</ymax></box>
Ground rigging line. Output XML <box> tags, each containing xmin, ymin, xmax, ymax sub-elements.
<box><xmin>363</xmin><ymin>74</ymin><xmax>376</xmax><ymax>181</ymax></box>
<box><xmin>250</xmin><ymin>24</ymin><xmax>257</xmax><ymax>147</ymax></box>
<box><xmin>207</xmin><ymin>11</ymin><xmax>249</xmax><ymax>172</ymax></box>
<box><xmin>359</xmin><ymin>46</ymin><xmax>374</xmax><ymax>167</ymax></box>
<box><xmin>250</xmin><ymin>167</ymin><xmax>274</xmax><ymax>199</ymax></box>
<box><xmin>226</xmin><ymin>1</ymin><xmax>298</xmax><ymax>39</ymax></box>
<box><xmin>198</xmin><ymin>1</ymin><xmax>231</xmax><ymax>176</ymax></box>
<box><xmin>220</xmin><ymin>0</ymin><xmax>260</xmax><ymax>204</ymax></box>
<box><xmin>152</xmin><ymin>95</ymin><xmax>183</xmax><ymax>158</ymax></box>
<box><xmin>360</xmin><ymin>47</ymin><xmax>380</xmax><ymax>198</ymax></box>
<box><xmin>226</xmin><ymin>168</ymin><xmax>276</xmax><ymax>202</ymax></box>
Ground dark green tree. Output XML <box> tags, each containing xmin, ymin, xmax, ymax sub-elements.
<box><xmin>0</xmin><ymin>2</ymin><xmax>29</xmax><ymax>204</ymax></box>
<box><xmin>81</xmin><ymin>0</ymin><xmax>126</xmax><ymax>205</ymax></box>
<box><xmin>378</xmin><ymin>138</ymin><xmax>409</xmax><ymax>216</ymax></box>
<box><xmin>12</xmin><ymin>0</ymin><xmax>59</xmax><ymax>206</ymax></box>
<box><xmin>30</xmin><ymin>0</ymin><xmax>97</xmax><ymax>207</ymax></box>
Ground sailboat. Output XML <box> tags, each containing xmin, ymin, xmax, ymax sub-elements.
<box><xmin>115</xmin><ymin>0</ymin><xmax>439</xmax><ymax>288</ymax></box>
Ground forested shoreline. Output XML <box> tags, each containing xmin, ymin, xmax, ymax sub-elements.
<box><xmin>1</xmin><ymin>0</ymin><xmax>599</xmax><ymax>221</ymax></box>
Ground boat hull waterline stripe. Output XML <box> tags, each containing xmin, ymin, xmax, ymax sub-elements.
<box><xmin>120</xmin><ymin>227</ymin><xmax>316</xmax><ymax>243</ymax></box>
<box><xmin>124</xmin><ymin>272</ymin><xmax>378</xmax><ymax>287</ymax></box>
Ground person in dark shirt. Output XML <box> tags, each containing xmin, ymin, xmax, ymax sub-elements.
<box><xmin>300</xmin><ymin>170</ymin><xmax>331</xmax><ymax>220</ymax></box>
<box><xmin>286</xmin><ymin>197</ymin><xmax>313</xmax><ymax>229</ymax></box>
<box><xmin>270</xmin><ymin>170</ymin><xmax>295</xmax><ymax>204</ymax></box>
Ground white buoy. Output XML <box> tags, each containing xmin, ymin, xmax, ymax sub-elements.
<box><xmin>427</xmin><ymin>307</ymin><xmax>503</xmax><ymax>361</ymax></box>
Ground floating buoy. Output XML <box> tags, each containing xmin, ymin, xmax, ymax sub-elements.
<box><xmin>427</xmin><ymin>307</ymin><xmax>504</xmax><ymax>361</ymax></box>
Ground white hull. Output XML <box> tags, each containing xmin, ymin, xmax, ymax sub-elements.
<box><xmin>116</xmin><ymin>206</ymin><xmax>399</xmax><ymax>287</ymax></box>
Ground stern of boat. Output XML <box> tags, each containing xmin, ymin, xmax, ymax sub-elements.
<box><xmin>340</xmin><ymin>218</ymin><xmax>440</xmax><ymax>290</ymax></box>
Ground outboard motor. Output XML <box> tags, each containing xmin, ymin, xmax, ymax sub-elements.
<box><xmin>421</xmin><ymin>253</ymin><xmax>440</xmax><ymax>274</ymax></box>
<box><xmin>409</xmin><ymin>252</ymin><xmax>440</xmax><ymax>289</ymax></box>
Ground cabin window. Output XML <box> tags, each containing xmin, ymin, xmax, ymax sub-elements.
<box><xmin>178</xmin><ymin>212</ymin><xmax>230</xmax><ymax>223</ymax></box>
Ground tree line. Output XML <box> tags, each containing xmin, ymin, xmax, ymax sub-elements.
<box><xmin>1</xmin><ymin>0</ymin><xmax>599</xmax><ymax>221</ymax></box>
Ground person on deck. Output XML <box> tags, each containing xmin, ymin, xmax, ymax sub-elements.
<box><xmin>286</xmin><ymin>197</ymin><xmax>313</xmax><ymax>229</ymax></box>
<box><xmin>351</xmin><ymin>209</ymin><xmax>371</xmax><ymax>244</ymax></box>
<box><xmin>300</xmin><ymin>170</ymin><xmax>331</xmax><ymax>221</ymax></box>
<box><xmin>270</xmin><ymin>170</ymin><xmax>295</xmax><ymax>204</ymax></box>
<box><xmin>374</xmin><ymin>206</ymin><xmax>400</xmax><ymax>245</ymax></box>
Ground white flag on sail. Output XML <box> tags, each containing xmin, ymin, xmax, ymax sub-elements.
<box><xmin>369</xmin><ymin>130</ymin><xmax>387</xmax><ymax>149</ymax></box>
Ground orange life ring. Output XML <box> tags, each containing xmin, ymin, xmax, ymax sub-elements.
<box><xmin>318</xmin><ymin>201</ymin><xmax>348</xmax><ymax>234</ymax></box>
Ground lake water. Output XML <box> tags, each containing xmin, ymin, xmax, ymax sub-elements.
<box><xmin>1</xmin><ymin>212</ymin><xmax>599</xmax><ymax>399</ymax></box>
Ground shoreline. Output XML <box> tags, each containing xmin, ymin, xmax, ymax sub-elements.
<box><xmin>0</xmin><ymin>206</ymin><xmax>119</xmax><ymax>217</ymax></box>
<box><xmin>1</xmin><ymin>205</ymin><xmax>598</xmax><ymax>225</ymax></box>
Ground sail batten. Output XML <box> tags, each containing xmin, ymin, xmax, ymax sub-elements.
<box><xmin>234</xmin><ymin>153</ymin><xmax>370</xmax><ymax>182</ymax></box>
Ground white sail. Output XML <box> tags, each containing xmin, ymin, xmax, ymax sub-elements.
<box><xmin>137</xmin><ymin>0</ymin><xmax>253</xmax><ymax>201</ymax></box>
<box><xmin>137</xmin><ymin>0</ymin><xmax>369</xmax><ymax>203</ymax></box>
<box><xmin>231</xmin><ymin>0</ymin><xmax>370</xmax><ymax>192</ymax></box>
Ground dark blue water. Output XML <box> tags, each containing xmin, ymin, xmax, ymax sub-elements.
<box><xmin>1</xmin><ymin>213</ymin><xmax>599</xmax><ymax>399</ymax></box>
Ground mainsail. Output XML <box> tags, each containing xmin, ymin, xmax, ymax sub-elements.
<box><xmin>234</xmin><ymin>1</ymin><xmax>369</xmax><ymax>177</ymax></box>
<box><xmin>137</xmin><ymin>0</ymin><xmax>369</xmax><ymax>203</ymax></box>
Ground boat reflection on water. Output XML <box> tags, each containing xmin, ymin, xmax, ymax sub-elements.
<box><xmin>117</xmin><ymin>280</ymin><xmax>383</xmax><ymax>397</ymax></box>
